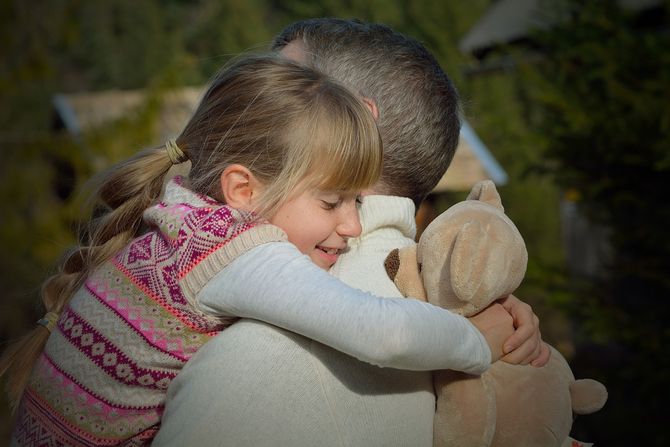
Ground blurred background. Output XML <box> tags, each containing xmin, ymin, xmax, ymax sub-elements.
<box><xmin>1</xmin><ymin>0</ymin><xmax>668</xmax><ymax>445</ymax></box>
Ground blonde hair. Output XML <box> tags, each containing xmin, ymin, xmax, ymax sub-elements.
<box><xmin>0</xmin><ymin>54</ymin><xmax>382</xmax><ymax>410</ymax></box>
<box><xmin>184</xmin><ymin>54</ymin><xmax>382</xmax><ymax>216</ymax></box>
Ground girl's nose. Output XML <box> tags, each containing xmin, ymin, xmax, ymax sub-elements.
<box><xmin>337</xmin><ymin>203</ymin><xmax>362</xmax><ymax>239</ymax></box>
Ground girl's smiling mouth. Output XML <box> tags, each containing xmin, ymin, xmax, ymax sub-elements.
<box><xmin>315</xmin><ymin>245</ymin><xmax>344</xmax><ymax>267</ymax></box>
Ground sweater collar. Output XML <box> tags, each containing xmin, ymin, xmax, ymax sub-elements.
<box><xmin>357</xmin><ymin>195</ymin><xmax>416</xmax><ymax>241</ymax></box>
<box><xmin>161</xmin><ymin>176</ymin><xmax>218</xmax><ymax>207</ymax></box>
<box><xmin>144</xmin><ymin>177</ymin><xmax>256</xmax><ymax>242</ymax></box>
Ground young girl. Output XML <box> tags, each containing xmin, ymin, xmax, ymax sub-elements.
<box><xmin>3</xmin><ymin>55</ymin><xmax>506</xmax><ymax>446</ymax></box>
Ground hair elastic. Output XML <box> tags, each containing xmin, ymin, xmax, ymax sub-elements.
<box><xmin>37</xmin><ymin>312</ymin><xmax>60</xmax><ymax>333</ymax></box>
<box><xmin>165</xmin><ymin>139</ymin><xmax>188</xmax><ymax>165</ymax></box>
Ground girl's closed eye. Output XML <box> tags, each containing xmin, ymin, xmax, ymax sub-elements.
<box><xmin>319</xmin><ymin>193</ymin><xmax>343</xmax><ymax>210</ymax></box>
<box><xmin>321</xmin><ymin>199</ymin><xmax>341</xmax><ymax>210</ymax></box>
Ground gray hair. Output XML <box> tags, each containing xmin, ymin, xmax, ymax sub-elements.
<box><xmin>273</xmin><ymin>18</ymin><xmax>461</xmax><ymax>207</ymax></box>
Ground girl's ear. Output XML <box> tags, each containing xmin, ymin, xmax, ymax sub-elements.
<box><xmin>220</xmin><ymin>164</ymin><xmax>263</xmax><ymax>211</ymax></box>
<box><xmin>361</xmin><ymin>97</ymin><xmax>379</xmax><ymax>120</ymax></box>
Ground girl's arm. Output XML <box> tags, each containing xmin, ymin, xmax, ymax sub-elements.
<box><xmin>198</xmin><ymin>242</ymin><xmax>491</xmax><ymax>374</ymax></box>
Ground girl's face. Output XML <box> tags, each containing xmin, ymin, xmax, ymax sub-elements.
<box><xmin>270</xmin><ymin>189</ymin><xmax>363</xmax><ymax>270</ymax></box>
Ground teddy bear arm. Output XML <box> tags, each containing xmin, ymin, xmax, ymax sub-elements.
<box><xmin>570</xmin><ymin>378</ymin><xmax>608</xmax><ymax>415</ymax></box>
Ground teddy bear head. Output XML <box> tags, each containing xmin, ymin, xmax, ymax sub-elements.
<box><xmin>386</xmin><ymin>180</ymin><xmax>528</xmax><ymax>316</ymax></box>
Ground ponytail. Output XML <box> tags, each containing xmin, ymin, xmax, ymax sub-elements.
<box><xmin>0</xmin><ymin>144</ymin><xmax>182</xmax><ymax>410</ymax></box>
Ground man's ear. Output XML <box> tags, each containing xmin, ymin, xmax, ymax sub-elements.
<box><xmin>220</xmin><ymin>164</ymin><xmax>262</xmax><ymax>212</ymax></box>
<box><xmin>361</xmin><ymin>97</ymin><xmax>379</xmax><ymax>121</ymax></box>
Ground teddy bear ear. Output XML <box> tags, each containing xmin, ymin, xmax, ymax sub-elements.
<box><xmin>449</xmin><ymin>220</ymin><xmax>497</xmax><ymax>313</ymax></box>
<box><xmin>450</xmin><ymin>220</ymin><xmax>523</xmax><ymax>315</ymax></box>
<box><xmin>466</xmin><ymin>180</ymin><xmax>504</xmax><ymax>212</ymax></box>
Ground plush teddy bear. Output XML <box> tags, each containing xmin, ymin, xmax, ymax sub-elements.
<box><xmin>384</xmin><ymin>180</ymin><xmax>607</xmax><ymax>447</ymax></box>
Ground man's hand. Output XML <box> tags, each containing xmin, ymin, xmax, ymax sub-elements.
<box><xmin>497</xmin><ymin>294</ymin><xmax>550</xmax><ymax>367</ymax></box>
<box><xmin>468</xmin><ymin>303</ymin><xmax>515</xmax><ymax>363</ymax></box>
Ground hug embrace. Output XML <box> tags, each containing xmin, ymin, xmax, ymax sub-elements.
<box><xmin>3</xmin><ymin>18</ymin><xmax>554</xmax><ymax>447</ymax></box>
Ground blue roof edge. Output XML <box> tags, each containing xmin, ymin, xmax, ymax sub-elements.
<box><xmin>53</xmin><ymin>94</ymin><xmax>82</xmax><ymax>140</ymax></box>
<box><xmin>460</xmin><ymin>119</ymin><xmax>508</xmax><ymax>185</ymax></box>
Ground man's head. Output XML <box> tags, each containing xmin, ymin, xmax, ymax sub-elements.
<box><xmin>272</xmin><ymin>18</ymin><xmax>461</xmax><ymax>207</ymax></box>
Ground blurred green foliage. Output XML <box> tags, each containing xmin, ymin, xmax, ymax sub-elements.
<box><xmin>3</xmin><ymin>0</ymin><xmax>662</xmax><ymax>445</ymax></box>
<box><xmin>519</xmin><ymin>1</ymin><xmax>670</xmax><ymax>445</ymax></box>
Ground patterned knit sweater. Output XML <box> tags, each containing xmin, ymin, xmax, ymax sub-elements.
<box><xmin>12</xmin><ymin>177</ymin><xmax>286</xmax><ymax>446</ymax></box>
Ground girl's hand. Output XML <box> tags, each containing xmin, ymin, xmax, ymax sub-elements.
<box><xmin>468</xmin><ymin>303</ymin><xmax>515</xmax><ymax>363</ymax></box>
<box><xmin>497</xmin><ymin>294</ymin><xmax>551</xmax><ymax>367</ymax></box>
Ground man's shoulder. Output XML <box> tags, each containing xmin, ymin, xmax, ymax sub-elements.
<box><xmin>156</xmin><ymin>320</ymin><xmax>337</xmax><ymax>446</ymax></box>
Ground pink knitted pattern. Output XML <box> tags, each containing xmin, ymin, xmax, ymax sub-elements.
<box><xmin>12</xmin><ymin>178</ymin><xmax>286</xmax><ymax>446</ymax></box>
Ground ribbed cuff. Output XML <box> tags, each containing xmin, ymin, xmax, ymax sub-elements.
<box><xmin>182</xmin><ymin>224</ymin><xmax>287</xmax><ymax>302</ymax></box>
